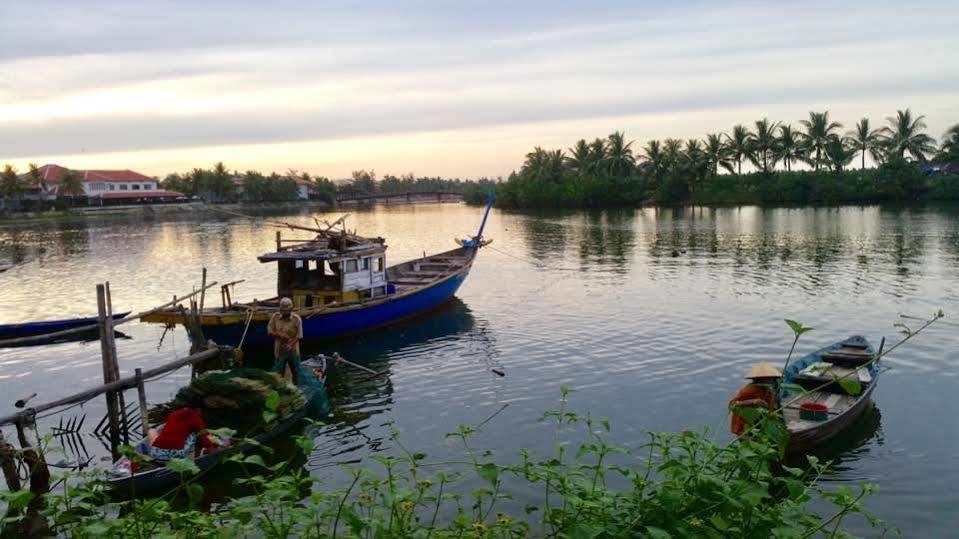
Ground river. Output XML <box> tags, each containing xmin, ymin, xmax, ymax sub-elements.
<box><xmin>1</xmin><ymin>203</ymin><xmax>957</xmax><ymax>534</ymax></box>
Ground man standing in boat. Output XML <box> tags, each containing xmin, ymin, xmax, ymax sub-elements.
<box><xmin>729</xmin><ymin>363</ymin><xmax>782</xmax><ymax>436</ymax></box>
<box><xmin>268</xmin><ymin>297</ymin><xmax>303</xmax><ymax>385</ymax></box>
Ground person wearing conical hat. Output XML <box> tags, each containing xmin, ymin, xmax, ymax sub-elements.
<box><xmin>729</xmin><ymin>362</ymin><xmax>782</xmax><ymax>436</ymax></box>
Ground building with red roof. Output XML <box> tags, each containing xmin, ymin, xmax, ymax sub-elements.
<box><xmin>19</xmin><ymin>164</ymin><xmax>185</xmax><ymax>205</ymax></box>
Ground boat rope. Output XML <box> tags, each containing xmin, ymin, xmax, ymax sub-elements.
<box><xmin>237</xmin><ymin>309</ymin><xmax>255</xmax><ymax>350</ymax></box>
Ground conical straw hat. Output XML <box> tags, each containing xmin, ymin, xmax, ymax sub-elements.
<box><xmin>745</xmin><ymin>362</ymin><xmax>782</xmax><ymax>379</ymax></box>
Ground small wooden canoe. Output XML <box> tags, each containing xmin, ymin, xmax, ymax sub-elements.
<box><xmin>781</xmin><ymin>336</ymin><xmax>880</xmax><ymax>453</ymax></box>
<box><xmin>0</xmin><ymin>312</ymin><xmax>129</xmax><ymax>340</ymax></box>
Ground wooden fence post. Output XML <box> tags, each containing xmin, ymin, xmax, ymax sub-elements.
<box><xmin>96</xmin><ymin>284</ymin><xmax>121</xmax><ymax>456</ymax></box>
<box><xmin>0</xmin><ymin>430</ymin><xmax>20</xmax><ymax>491</ymax></box>
<box><xmin>135</xmin><ymin>369</ymin><xmax>149</xmax><ymax>438</ymax></box>
<box><xmin>199</xmin><ymin>267</ymin><xmax>207</xmax><ymax>312</ymax></box>
<box><xmin>105</xmin><ymin>282</ymin><xmax>130</xmax><ymax>444</ymax></box>
<box><xmin>16</xmin><ymin>414</ymin><xmax>50</xmax><ymax>537</ymax></box>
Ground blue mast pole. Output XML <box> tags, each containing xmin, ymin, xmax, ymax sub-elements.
<box><xmin>474</xmin><ymin>190</ymin><xmax>495</xmax><ymax>242</ymax></box>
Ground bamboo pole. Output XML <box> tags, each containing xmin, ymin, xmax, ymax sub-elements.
<box><xmin>0</xmin><ymin>430</ymin><xmax>21</xmax><ymax>491</ymax></box>
<box><xmin>0</xmin><ymin>347</ymin><xmax>221</xmax><ymax>427</ymax></box>
<box><xmin>0</xmin><ymin>281</ymin><xmax>219</xmax><ymax>347</ymax></box>
<box><xmin>106</xmin><ymin>282</ymin><xmax>131</xmax><ymax>444</ymax></box>
<box><xmin>16</xmin><ymin>414</ymin><xmax>50</xmax><ymax>537</ymax></box>
<box><xmin>199</xmin><ymin>267</ymin><xmax>207</xmax><ymax>312</ymax></box>
<box><xmin>97</xmin><ymin>284</ymin><xmax>121</xmax><ymax>455</ymax></box>
<box><xmin>135</xmin><ymin>368</ymin><xmax>149</xmax><ymax>438</ymax></box>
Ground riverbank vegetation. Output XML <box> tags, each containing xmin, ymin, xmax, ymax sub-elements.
<box><xmin>464</xmin><ymin>109</ymin><xmax>959</xmax><ymax>208</ymax></box>
<box><xmin>2</xmin><ymin>391</ymin><xmax>890</xmax><ymax>538</ymax></box>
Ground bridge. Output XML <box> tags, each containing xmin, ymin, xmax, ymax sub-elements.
<box><xmin>335</xmin><ymin>191</ymin><xmax>463</xmax><ymax>206</ymax></box>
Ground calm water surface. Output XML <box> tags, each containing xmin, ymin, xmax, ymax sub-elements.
<box><xmin>1</xmin><ymin>203</ymin><xmax>958</xmax><ymax>534</ymax></box>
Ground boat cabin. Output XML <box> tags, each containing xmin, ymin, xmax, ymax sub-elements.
<box><xmin>258</xmin><ymin>230</ymin><xmax>390</xmax><ymax>307</ymax></box>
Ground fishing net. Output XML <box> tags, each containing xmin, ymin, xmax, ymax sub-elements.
<box><xmin>168</xmin><ymin>368</ymin><xmax>306</xmax><ymax>435</ymax></box>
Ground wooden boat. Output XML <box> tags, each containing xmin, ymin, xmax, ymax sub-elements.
<box><xmin>781</xmin><ymin>336</ymin><xmax>880</xmax><ymax>452</ymax></box>
<box><xmin>0</xmin><ymin>312</ymin><xmax>129</xmax><ymax>340</ymax></box>
<box><xmin>142</xmin><ymin>195</ymin><xmax>494</xmax><ymax>346</ymax></box>
<box><xmin>110</xmin><ymin>365</ymin><xmax>327</xmax><ymax>499</ymax></box>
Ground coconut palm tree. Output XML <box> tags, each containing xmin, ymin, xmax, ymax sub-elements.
<box><xmin>588</xmin><ymin>138</ymin><xmax>607</xmax><ymax>167</ymax></box>
<box><xmin>774</xmin><ymin>125</ymin><xmax>804</xmax><ymax>172</ymax></box>
<box><xmin>27</xmin><ymin>163</ymin><xmax>45</xmax><ymax>194</ymax></box>
<box><xmin>799</xmin><ymin>111</ymin><xmax>842</xmax><ymax>171</ymax></box>
<box><xmin>748</xmin><ymin>118</ymin><xmax>780</xmax><ymax>173</ymax></box>
<box><xmin>604</xmin><ymin>131</ymin><xmax>635</xmax><ymax>177</ymax></box>
<box><xmin>937</xmin><ymin>124</ymin><xmax>959</xmax><ymax>162</ymax></box>
<box><xmin>726</xmin><ymin>125</ymin><xmax>752</xmax><ymax>175</ymax></box>
<box><xmin>847</xmin><ymin>118</ymin><xmax>884</xmax><ymax>170</ymax></box>
<box><xmin>1</xmin><ymin>164</ymin><xmax>23</xmax><ymax>202</ymax></box>
<box><xmin>663</xmin><ymin>138</ymin><xmax>684</xmax><ymax>170</ymax></box>
<box><xmin>882</xmin><ymin>109</ymin><xmax>937</xmax><ymax>161</ymax></box>
<box><xmin>704</xmin><ymin>133</ymin><xmax>733</xmax><ymax>175</ymax></box>
<box><xmin>566</xmin><ymin>139</ymin><xmax>592</xmax><ymax>174</ymax></box>
<box><xmin>823</xmin><ymin>135</ymin><xmax>856</xmax><ymax>172</ymax></box>
<box><xmin>60</xmin><ymin>169</ymin><xmax>85</xmax><ymax>205</ymax></box>
<box><xmin>642</xmin><ymin>140</ymin><xmax>663</xmax><ymax>172</ymax></box>
<box><xmin>684</xmin><ymin>139</ymin><xmax>709</xmax><ymax>191</ymax></box>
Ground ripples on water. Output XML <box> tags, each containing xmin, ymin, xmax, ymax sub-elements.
<box><xmin>1</xmin><ymin>203</ymin><xmax>958</xmax><ymax>534</ymax></box>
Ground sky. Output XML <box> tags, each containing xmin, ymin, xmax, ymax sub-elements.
<box><xmin>2</xmin><ymin>0</ymin><xmax>958</xmax><ymax>179</ymax></box>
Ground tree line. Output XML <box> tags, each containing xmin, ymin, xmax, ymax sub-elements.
<box><xmin>463</xmin><ymin>109</ymin><xmax>959</xmax><ymax>207</ymax></box>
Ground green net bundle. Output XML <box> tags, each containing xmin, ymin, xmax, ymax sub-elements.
<box><xmin>170</xmin><ymin>368</ymin><xmax>306</xmax><ymax>435</ymax></box>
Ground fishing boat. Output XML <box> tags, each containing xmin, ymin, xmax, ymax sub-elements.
<box><xmin>0</xmin><ymin>312</ymin><xmax>129</xmax><ymax>340</ymax></box>
<box><xmin>142</xmin><ymin>195</ymin><xmax>494</xmax><ymax>346</ymax></box>
<box><xmin>781</xmin><ymin>336</ymin><xmax>880</xmax><ymax>452</ymax></box>
<box><xmin>110</xmin><ymin>362</ymin><xmax>328</xmax><ymax>498</ymax></box>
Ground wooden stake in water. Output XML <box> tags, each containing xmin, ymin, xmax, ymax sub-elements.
<box><xmin>135</xmin><ymin>368</ymin><xmax>149</xmax><ymax>438</ymax></box>
<box><xmin>97</xmin><ymin>284</ymin><xmax>121</xmax><ymax>456</ymax></box>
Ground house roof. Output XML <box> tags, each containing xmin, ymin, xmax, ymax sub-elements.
<box><xmin>20</xmin><ymin>164</ymin><xmax>156</xmax><ymax>186</ymax></box>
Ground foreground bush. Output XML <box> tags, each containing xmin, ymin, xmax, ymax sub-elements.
<box><xmin>1</xmin><ymin>387</ymin><xmax>893</xmax><ymax>539</ymax></box>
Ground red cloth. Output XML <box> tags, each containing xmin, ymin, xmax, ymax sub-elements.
<box><xmin>153</xmin><ymin>408</ymin><xmax>207</xmax><ymax>449</ymax></box>
<box><xmin>729</xmin><ymin>383</ymin><xmax>776</xmax><ymax>435</ymax></box>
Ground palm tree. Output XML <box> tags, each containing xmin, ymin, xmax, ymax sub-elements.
<box><xmin>1</xmin><ymin>164</ymin><xmax>23</xmax><ymax>202</ymax></box>
<box><xmin>588</xmin><ymin>138</ymin><xmax>607</xmax><ymax>169</ymax></box>
<box><xmin>774</xmin><ymin>125</ymin><xmax>803</xmax><ymax>172</ymax></box>
<box><xmin>604</xmin><ymin>131</ymin><xmax>635</xmax><ymax>177</ymax></box>
<box><xmin>663</xmin><ymin>138</ymin><xmax>684</xmax><ymax>169</ymax></box>
<box><xmin>937</xmin><ymin>124</ymin><xmax>959</xmax><ymax>162</ymax></box>
<box><xmin>799</xmin><ymin>111</ymin><xmax>842</xmax><ymax>171</ymax></box>
<box><xmin>60</xmin><ymin>170</ymin><xmax>85</xmax><ymax>205</ymax></box>
<box><xmin>848</xmin><ymin>118</ymin><xmax>884</xmax><ymax>170</ymax></box>
<box><xmin>823</xmin><ymin>135</ymin><xmax>856</xmax><ymax>172</ymax></box>
<box><xmin>684</xmin><ymin>139</ymin><xmax>709</xmax><ymax>191</ymax></box>
<box><xmin>882</xmin><ymin>109</ymin><xmax>937</xmax><ymax>161</ymax></box>
<box><xmin>726</xmin><ymin>125</ymin><xmax>752</xmax><ymax>175</ymax></box>
<box><xmin>704</xmin><ymin>133</ymin><xmax>733</xmax><ymax>175</ymax></box>
<box><xmin>523</xmin><ymin>147</ymin><xmax>550</xmax><ymax>180</ymax></box>
<box><xmin>642</xmin><ymin>140</ymin><xmax>663</xmax><ymax>174</ymax></box>
<box><xmin>566</xmin><ymin>139</ymin><xmax>592</xmax><ymax>174</ymax></box>
<box><xmin>27</xmin><ymin>163</ymin><xmax>45</xmax><ymax>194</ymax></box>
<box><xmin>748</xmin><ymin>118</ymin><xmax>780</xmax><ymax>173</ymax></box>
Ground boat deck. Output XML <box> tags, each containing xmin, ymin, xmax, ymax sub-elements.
<box><xmin>783</xmin><ymin>390</ymin><xmax>858</xmax><ymax>431</ymax></box>
<box><xmin>387</xmin><ymin>254</ymin><xmax>472</xmax><ymax>293</ymax></box>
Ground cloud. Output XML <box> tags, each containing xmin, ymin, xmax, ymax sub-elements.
<box><xmin>2</xmin><ymin>0</ymin><xmax>958</xmax><ymax>174</ymax></box>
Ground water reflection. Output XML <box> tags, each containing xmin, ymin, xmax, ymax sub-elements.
<box><xmin>300</xmin><ymin>299</ymin><xmax>479</xmax><ymax>467</ymax></box>
<box><xmin>577</xmin><ymin>209</ymin><xmax>635</xmax><ymax>273</ymax></box>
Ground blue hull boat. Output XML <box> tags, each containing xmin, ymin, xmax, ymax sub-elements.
<box><xmin>143</xmin><ymin>195</ymin><xmax>494</xmax><ymax>346</ymax></box>
<box><xmin>781</xmin><ymin>336</ymin><xmax>880</xmax><ymax>452</ymax></box>
<box><xmin>201</xmin><ymin>251</ymin><xmax>472</xmax><ymax>346</ymax></box>
<box><xmin>0</xmin><ymin>312</ymin><xmax>129</xmax><ymax>340</ymax></box>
